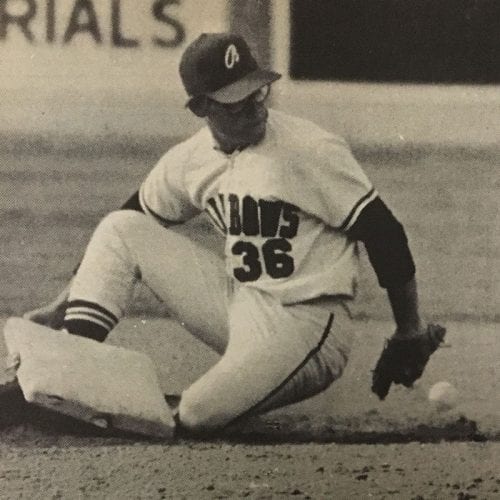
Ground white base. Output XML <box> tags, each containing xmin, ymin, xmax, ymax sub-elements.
<box><xmin>3</xmin><ymin>317</ymin><xmax>175</xmax><ymax>439</ymax></box>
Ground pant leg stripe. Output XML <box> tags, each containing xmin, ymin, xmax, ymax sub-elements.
<box><xmin>230</xmin><ymin>312</ymin><xmax>334</xmax><ymax>426</ymax></box>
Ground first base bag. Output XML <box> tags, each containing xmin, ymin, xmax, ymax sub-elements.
<box><xmin>4</xmin><ymin>317</ymin><xmax>175</xmax><ymax>439</ymax></box>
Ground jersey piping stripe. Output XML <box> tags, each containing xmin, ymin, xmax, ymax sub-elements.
<box><xmin>230</xmin><ymin>312</ymin><xmax>334</xmax><ymax>427</ymax></box>
<box><xmin>338</xmin><ymin>188</ymin><xmax>378</xmax><ymax>232</ymax></box>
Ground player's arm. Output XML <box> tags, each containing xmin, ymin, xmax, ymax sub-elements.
<box><xmin>346</xmin><ymin>196</ymin><xmax>424</xmax><ymax>338</ymax></box>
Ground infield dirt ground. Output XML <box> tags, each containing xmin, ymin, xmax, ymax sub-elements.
<box><xmin>0</xmin><ymin>142</ymin><xmax>498</xmax><ymax>498</ymax></box>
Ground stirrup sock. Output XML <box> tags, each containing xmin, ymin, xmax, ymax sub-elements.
<box><xmin>63</xmin><ymin>300</ymin><xmax>118</xmax><ymax>342</ymax></box>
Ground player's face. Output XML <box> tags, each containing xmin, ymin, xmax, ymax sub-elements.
<box><xmin>205</xmin><ymin>85</ymin><xmax>271</xmax><ymax>153</ymax></box>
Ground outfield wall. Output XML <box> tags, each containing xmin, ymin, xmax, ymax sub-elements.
<box><xmin>1</xmin><ymin>0</ymin><xmax>499</xmax><ymax>147</ymax></box>
<box><xmin>270</xmin><ymin>1</ymin><xmax>500</xmax><ymax>148</ymax></box>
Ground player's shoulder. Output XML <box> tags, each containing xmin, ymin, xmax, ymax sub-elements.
<box><xmin>264</xmin><ymin>109</ymin><xmax>369</xmax><ymax>185</ymax></box>
<box><xmin>267</xmin><ymin>108</ymin><xmax>350</xmax><ymax>151</ymax></box>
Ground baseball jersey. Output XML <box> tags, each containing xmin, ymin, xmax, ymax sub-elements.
<box><xmin>139</xmin><ymin>109</ymin><xmax>377</xmax><ymax>304</ymax></box>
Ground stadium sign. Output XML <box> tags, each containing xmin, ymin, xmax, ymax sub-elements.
<box><xmin>0</xmin><ymin>0</ymin><xmax>185</xmax><ymax>47</ymax></box>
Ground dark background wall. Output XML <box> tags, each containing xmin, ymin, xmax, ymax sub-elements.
<box><xmin>290</xmin><ymin>0</ymin><xmax>500</xmax><ymax>83</ymax></box>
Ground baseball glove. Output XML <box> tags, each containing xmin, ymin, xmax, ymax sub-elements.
<box><xmin>371</xmin><ymin>323</ymin><xmax>446</xmax><ymax>400</ymax></box>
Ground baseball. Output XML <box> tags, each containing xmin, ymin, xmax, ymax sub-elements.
<box><xmin>428</xmin><ymin>381</ymin><xmax>459</xmax><ymax>411</ymax></box>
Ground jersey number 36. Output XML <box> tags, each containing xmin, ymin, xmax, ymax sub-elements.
<box><xmin>232</xmin><ymin>238</ymin><xmax>294</xmax><ymax>282</ymax></box>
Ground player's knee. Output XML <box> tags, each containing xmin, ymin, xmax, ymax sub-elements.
<box><xmin>92</xmin><ymin>210</ymin><xmax>145</xmax><ymax>244</ymax></box>
<box><xmin>177</xmin><ymin>395</ymin><xmax>228</xmax><ymax>433</ymax></box>
<box><xmin>97</xmin><ymin>210</ymin><xmax>145</xmax><ymax>233</ymax></box>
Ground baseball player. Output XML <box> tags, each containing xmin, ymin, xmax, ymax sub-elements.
<box><xmin>25</xmin><ymin>33</ymin><xmax>444</xmax><ymax>433</ymax></box>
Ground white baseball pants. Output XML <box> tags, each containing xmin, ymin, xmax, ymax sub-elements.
<box><xmin>70</xmin><ymin>210</ymin><xmax>354</xmax><ymax>431</ymax></box>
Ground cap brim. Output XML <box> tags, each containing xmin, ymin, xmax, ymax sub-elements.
<box><xmin>207</xmin><ymin>69</ymin><xmax>282</xmax><ymax>104</ymax></box>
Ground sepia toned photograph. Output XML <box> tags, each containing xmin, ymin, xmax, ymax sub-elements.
<box><xmin>1</xmin><ymin>0</ymin><xmax>499</xmax><ymax>497</ymax></box>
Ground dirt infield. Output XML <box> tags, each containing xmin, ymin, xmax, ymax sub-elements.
<box><xmin>0</xmin><ymin>439</ymin><xmax>499</xmax><ymax>499</ymax></box>
<box><xmin>1</xmin><ymin>317</ymin><xmax>499</xmax><ymax>498</ymax></box>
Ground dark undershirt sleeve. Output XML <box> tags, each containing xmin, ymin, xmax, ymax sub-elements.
<box><xmin>120</xmin><ymin>190</ymin><xmax>144</xmax><ymax>213</ymax></box>
<box><xmin>346</xmin><ymin>196</ymin><xmax>415</xmax><ymax>289</ymax></box>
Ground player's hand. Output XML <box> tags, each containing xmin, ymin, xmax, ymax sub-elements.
<box><xmin>371</xmin><ymin>323</ymin><xmax>446</xmax><ymax>400</ymax></box>
<box><xmin>23</xmin><ymin>284</ymin><xmax>71</xmax><ymax>329</ymax></box>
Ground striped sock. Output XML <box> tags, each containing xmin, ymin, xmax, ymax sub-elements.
<box><xmin>63</xmin><ymin>300</ymin><xmax>119</xmax><ymax>342</ymax></box>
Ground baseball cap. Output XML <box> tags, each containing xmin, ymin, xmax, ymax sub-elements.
<box><xmin>179</xmin><ymin>33</ymin><xmax>281</xmax><ymax>105</ymax></box>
